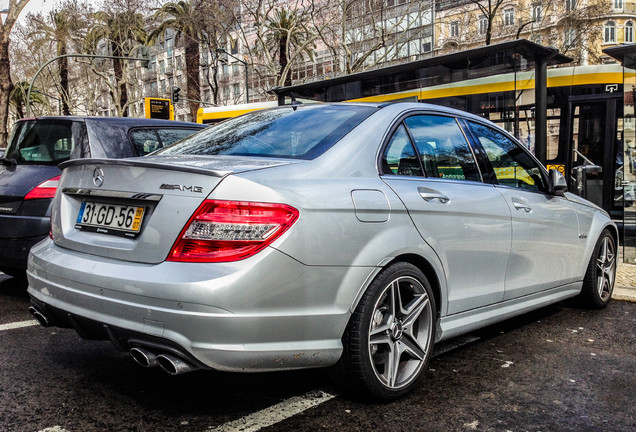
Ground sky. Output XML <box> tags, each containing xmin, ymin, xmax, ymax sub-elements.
<box><xmin>1</xmin><ymin>0</ymin><xmax>77</xmax><ymax>23</ymax></box>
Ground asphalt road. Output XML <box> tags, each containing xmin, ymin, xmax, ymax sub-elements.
<box><xmin>1</xmin><ymin>273</ymin><xmax>635</xmax><ymax>432</ymax></box>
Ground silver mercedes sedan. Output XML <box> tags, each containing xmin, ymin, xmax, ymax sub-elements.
<box><xmin>27</xmin><ymin>102</ymin><xmax>617</xmax><ymax>401</ymax></box>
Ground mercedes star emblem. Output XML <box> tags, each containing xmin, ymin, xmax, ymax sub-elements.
<box><xmin>93</xmin><ymin>168</ymin><xmax>104</xmax><ymax>187</ymax></box>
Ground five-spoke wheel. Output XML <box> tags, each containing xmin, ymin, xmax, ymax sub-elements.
<box><xmin>333</xmin><ymin>262</ymin><xmax>436</xmax><ymax>400</ymax></box>
<box><xmin>581</xmin><ymin>229</ymin><xmax>616</xmax><ymax>308</ymax></box>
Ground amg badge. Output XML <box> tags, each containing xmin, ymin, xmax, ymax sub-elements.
<box><xmin>159</xmin><ymin>183</ymin><xmax>203</xmax><ymax>193</ymax></box>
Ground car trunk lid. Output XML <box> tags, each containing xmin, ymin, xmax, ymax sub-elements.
<box><xmin>52</xmin><ymin>157</ymin><xmax>296</xmax><ymax>264</ymax></box>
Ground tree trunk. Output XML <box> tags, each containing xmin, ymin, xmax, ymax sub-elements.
<box><xmin>185</xmin><ymin>36</ymin><xmax>200</xmax><ymax>122</ymax></box>
<box><xmin>111</xmin><ymin>41</ymin><xmax>128</xmax><ymax>117</ymax></box>
<box><xmin>279</xmin><ymin>35</ymin><xmax>291</xmax><ymax>87</ymax></box>
<box><xmin>0</xmin><ymin>0</ymin><xmax>30</xmax><ymax>146</ymax></box>
<box><xmin>0</xmin><ymin>41</ymin><xmax>13</xmax><ymax>146</ymax></box>
<box><xmin>58</xmin><ymin>42</ymin><xmax>71</xmax><ymax>115</ymax></box>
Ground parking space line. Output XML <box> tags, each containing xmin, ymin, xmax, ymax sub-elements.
<box><xmin>0</xmin><ymin>320</ymin><xmax>38</xmax><ymax>332</ymax></box>
<box><xmin>210</xmin><ymin>389</ymin><xmax>338</xmax><ymax>432</ymax></box>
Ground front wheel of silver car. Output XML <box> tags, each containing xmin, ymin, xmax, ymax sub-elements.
<box><xmin>580</xmin><ymin>229</ymin><xmax>616</xmax><ymax>309</ymax></box>
<box><xmin>332</xmin><ymin>262</ymin><xmax>436</xmax><ymax>401</ymax></box>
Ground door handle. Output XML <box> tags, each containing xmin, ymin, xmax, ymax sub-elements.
<box><xmin>419</xmin><ymin>191</ymin><xmax>450</xmax><ymax>204</ymax></box>
<box><xmin>512</xmin><ymin>198</ymin><xmax>532</xmax><ymax>213</ymax></box>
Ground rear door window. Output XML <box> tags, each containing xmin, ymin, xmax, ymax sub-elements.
<box><xmin>130</xmin><ymin>128</ymin><xmax>202</xmax><ymax>155</ymax></box>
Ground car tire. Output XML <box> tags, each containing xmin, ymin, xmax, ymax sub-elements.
<box><xmin>579</xmin><ymin>229</ymin><xmax>616</xmax><ymax>309</ymax></box>
<box><xmin>332</xmin><ymin>262</ymin><xmax>436</xmax><ymax>401</ymax></box>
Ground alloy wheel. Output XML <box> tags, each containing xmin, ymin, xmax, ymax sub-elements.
<box><xmin>367</xmin><ymin>276</ymin><xmax>433</xmax><ymax>389</ymax></box>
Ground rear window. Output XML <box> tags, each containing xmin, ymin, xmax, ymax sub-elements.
<box><xmin>156</xmin><ymin>104</ymin><xmax>378</xmax><ymax>160</ymax></box>
<box><xmin>5</xmin><ymin>120</ymin><xmax>85</xmax><ymax>165</ymax></box>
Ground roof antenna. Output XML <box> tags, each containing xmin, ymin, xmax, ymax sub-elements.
<box><xmin>290</xmin><ymin>92</ymin><xmax>303</xmax><ymax>110</ymax></box>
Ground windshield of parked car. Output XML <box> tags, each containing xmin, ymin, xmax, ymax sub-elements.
<box><xmin>156</xmin><ymin>104</ymin><xmax>378</xmax><ymax>160</ymax></box>
<box><xmin>4</xmin><ymin>119</ymin><xmax>84</xmax><ymax>165</ymax></box>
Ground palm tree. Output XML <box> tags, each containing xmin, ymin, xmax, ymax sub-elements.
<box><xmin>28</xmin><ymin>9</ymin><xmax>77</xmax><ymax>115</ymax></box>
<box><xmin>153</xmin><ymin>0</ymin><xmax>206</xmax><ymax>121</ymax></box>
<box><xmin>265</xmin><ymin>9</ymin><xmax>315</xmax><ymax>87</ymax></box>
<box><xmin>86</xmin><ymin>9</ymin><xmax>147</xmax><ymax>116</ymax></box>
<box><xmin>10</xmin><ymin>81</ymin><xmax>44</xmax><ymax>119</ymax></box>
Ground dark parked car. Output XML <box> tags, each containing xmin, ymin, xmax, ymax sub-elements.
<box><xmin>0</xmin><ymin>116</ymin><xmax>206</xmax><ymax>277</ymax></box>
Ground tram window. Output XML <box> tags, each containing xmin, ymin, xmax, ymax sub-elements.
<box><xmin>381</xmin><ymin>124</ymin><xmax>423</xmax><ymax>176</ymax></box>
<box><xmin>404</xmin><ymin>115</ymin><xmax>480</xmax><ymax>181</ymax></box>
<box><xmin>468</xmin><ymin>122</ymin><xmax>547</xmax><ymax>193</ymax></box>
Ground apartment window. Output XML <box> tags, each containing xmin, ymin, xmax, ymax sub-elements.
<box><xmin>223</xmin><ymin>87</ymin><xmax>230</xmax><ymax>100</ymax></box>
<box><xmin>478</xmin><ymin>15</ymin><xmax>487</xmax><ymax>35</ymax></box>
<box><xmin>233</xmin><ymin>83</ymin><xmax>240</xmax><ymax>98</ymax></box>
<box><xmin>626</xmin><ymin>21</ymin><xmax>634</xmax><ymax>43</ymax></box>
<box><xmin>614</xmin><ymin>0</ymin><xmax>623</xmax><ymax>9</ymax></box>
<box><xmin>175</xmin><ymin>55</ymin><xmax>182</xmax><ymax>70</ymax></box>
<box><xmin>532</xmin><ymin>4</ymin><xmax>542</xmax><ymax>21</ymax></box>
<box><xmin>450</xmin><ymin>20</ymin><xmax>459</xmax><ymax>38</ymax></box>
<box><xmin>504</xmin><ymin>8</ymin><xmax>514</xmax><ymax>26</ymax></box>
<box><xmin>566</xmin><ymin>0</ymin><xmax>576</xmax><ymax>11</ymax></box>
<box><xmin>564</xmin><ymin>27</ymin><xmax>576</xmax><ymax>48</ymax></box>
<box><xmin>159</xmin><ymin>60</ymin><xmax>165</xmax><ymax>74</ymax></box>
<box><xmin>605</xmin><ymin>21</ymin><xmax>617</xmax><ymax>43</ymax></box>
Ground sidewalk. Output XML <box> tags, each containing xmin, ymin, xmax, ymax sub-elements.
<box><xmin>614</xmin><ymin>262</ymin><xmax>636</xmax><ymax>302</ymax></box>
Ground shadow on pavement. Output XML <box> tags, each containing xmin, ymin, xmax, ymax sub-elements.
<box><xmin>0</xmin><ymin>273</ymin><xmax>29</xmax><ymax>299</ymax></box>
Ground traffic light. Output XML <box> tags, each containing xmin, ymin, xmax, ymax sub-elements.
<box><xmin>139</xmin><ymin>46</ymin><xmax>151</xmax><ymax>69</ymax></box>
<box><xmin>171</xmin><ymin>86</ymin><xmax>181</xmax><ymax>104</ymax></box>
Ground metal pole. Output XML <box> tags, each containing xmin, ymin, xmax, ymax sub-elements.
<box><xmin>27</xmin><ymin>53</ymin><xmax>148</xmax><ymax>117</ymax></box>
<box><xmin>245</xmin><ymin>62</ymin><xmax>249</xmax><ymax>104</ymax></box>
<box><xmin>535</xmin><ymin>55</ymin><xmax>547</xmax><ymax>165</ymax></box>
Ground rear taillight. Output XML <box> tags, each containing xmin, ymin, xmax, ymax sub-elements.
<box><xmin>24</xmin><ymin>175</ymin><xmax>60</xmax><ymax>200</ymax></box>
<box><xmin>167</xmin><ymin>200</ymin><xmax>299</xmax><ymax>263</ymax></box>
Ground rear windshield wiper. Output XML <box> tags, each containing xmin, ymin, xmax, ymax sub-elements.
<box><xmin>0</xmin><ymin>157</ymin><xmax>17</xmax><ymax>166</ymax></box>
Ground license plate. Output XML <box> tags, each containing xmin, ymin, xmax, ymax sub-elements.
<box><xmin>75</xmin><ymin>201</ymin><xmax>145</xmax><ymax>238</ymax></box>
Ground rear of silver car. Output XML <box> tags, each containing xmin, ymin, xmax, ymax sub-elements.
<box><xmin>27</xmin><ymin>157</ymin><xmax>361</xmax><ymax>372</ymax></box>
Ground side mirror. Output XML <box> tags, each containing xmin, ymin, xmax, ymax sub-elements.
<box><xmin>549</xmin><ymin>169</ymin><xmax>568</xmax><ymax>195</ymax></box>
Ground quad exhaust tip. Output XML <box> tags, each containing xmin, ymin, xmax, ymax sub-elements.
<box><xmin>28</xmin><ymin>306</ymin><xmax>50</xmax><ymax>328</ymax></box>
<box><xmin>156</xmin><ymin>353</ymin><xmax>197</xmax><ymax>375</ymax></box>
<box><xmin>129</xmin><ymin>348</ymin><xmax>198</xmax><ymax>375</ymax></box>
<box><xmin>130</xmin><ymin>347</ymin><xmax>159</xmax><ymax>368</ymax></box>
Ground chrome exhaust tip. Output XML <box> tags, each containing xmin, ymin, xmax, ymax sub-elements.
<box><xmin>130</xmin><ymin>347</ymin><xmax>159</xmax><ymax>368</ymax></box>
<box><xmin>28</xmin><ymin>306</ymin><xmax>50</xmax><ymax>327</ymax></box>
<box><xmin>156</xmin><ymin>354</ymin><xmax>197</xmax><ymax>375</ymax></box>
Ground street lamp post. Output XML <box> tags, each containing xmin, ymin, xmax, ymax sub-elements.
<box><xmin>216</xmin><ymin>48</ymin><xmax>249</xmax><ymax>104</ymax></box>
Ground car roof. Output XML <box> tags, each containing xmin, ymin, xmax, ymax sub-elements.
<box><xmin>16</xmin><ymin>116</ymin><xmax>206</xmax><ymax>128</ymax></box>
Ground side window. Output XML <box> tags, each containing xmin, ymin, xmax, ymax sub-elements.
<box><xmin>381</xmin><ymin>124</ymin><xmax>423</xmax><ymax>176</ymax></box>
<box><xmin>404</xmin><ymin>115</ymin><xmax>480</xmax><ymax>181</ymax></box>
<box><xmin>469</xmin><ymin>121</ymin><xmax>547</xmax><ymax>193</ymax></box>
<box><xmin>157</xmin><ymin>128</ymin><xmax>200</xmax><ymax>147</ymax></box>
<box><xmin>130</xmin><ymin>129</ymin><xmax>160</xmax><ymax>155</ymax></box>
<box><xmin>130</xmin><ymin>128</ymin><xmax>201</xmax><ymax>156</ymax></box>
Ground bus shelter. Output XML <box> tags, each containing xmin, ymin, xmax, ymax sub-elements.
<box><xmin>273</xmin><ymin>40</ymin><xmax>571</xmax><ymax>165</ymax></box>
<box><xmin>274</xmin><ymin>40</ymin><xmax>631</xmax><ymax>257</ymax></box>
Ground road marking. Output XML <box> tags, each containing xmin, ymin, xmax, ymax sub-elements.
<box><xmin>0</xmin><ymin>320</ymin><xmax>38</xmax><ymax>332</ymax></box>
<box><xmin>38</xmin><ymin>427</ymin><xmax>71</xmax><ymax>432</ymax></box>
<box><xmin>210</xmin><ymin>390</ymin><xmax>338</xmax><ymax>432</ymax></box>
<box><xmin>208</xmin><ymin>334</ymin><xmax>481</xmax><ymax>431</ymax></box>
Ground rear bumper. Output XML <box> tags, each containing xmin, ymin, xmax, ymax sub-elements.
<box><xmin>27</xmin><ymin>238</ymin><xmax>373</xmax><ymax>372</ymax></box>
<box><xmin>0</xmin><ymin>228</ymin><xmax>49</xmax><ymax>272</ymax></box>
